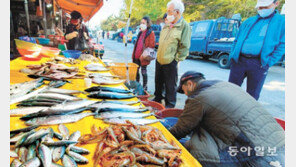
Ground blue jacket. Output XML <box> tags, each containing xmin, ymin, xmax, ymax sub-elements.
<box><xmin>230</xmin><ymin>10</ymin><xmax>285</xmax><ymax>67</ymax></box>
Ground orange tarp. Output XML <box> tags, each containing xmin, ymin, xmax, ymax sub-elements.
<box><xmin>55</xmin><ymin>0</ymin><xmax>103</xmax><ymax>21</ymax></box>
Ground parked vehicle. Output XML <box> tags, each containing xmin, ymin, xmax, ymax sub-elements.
<box><xmin>189</xmin><ymin>17</ymin><xmax>241</xmax><ymax>69</ymax></box>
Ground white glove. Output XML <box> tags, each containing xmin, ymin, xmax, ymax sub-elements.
<box><xmin>83</xmin><ymin>32</ymin><xmax>89</xmax><ymax>40</ymax></box>
<box><xmin>65</xmin><ymin>31</ymin><xmax>78</xmax><ymax>40</ymax></box>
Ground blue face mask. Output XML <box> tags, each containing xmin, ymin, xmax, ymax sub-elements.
<box><xmin>258</xmin><ymin>8</ymin><xmax>275</xmax><ymax>18</ymax></box>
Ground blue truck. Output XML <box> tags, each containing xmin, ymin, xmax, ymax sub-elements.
<box><xmin>189</xmin><ymin>17</ymin><xmax>241</xmax><ymax>69</ymax></box>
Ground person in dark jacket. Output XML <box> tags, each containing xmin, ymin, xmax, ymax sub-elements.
<box><xmin>228</xmin><ymin>0</ymin><xmax>285</xmax><ymax>100</ymax></box>
<box><xmin>64</xmin><ymin>11</ymin><xmax>90</xmax><ymax>51</ymax></box>
<box><xmin>170</xmin><ymin>71</ymin><xmax>285</xmax><ymax>167</ymax></box>
<box><xmin>132</xmin><ymin>16</ymin><xmax>155</xmax><ymax>90</ymax></box>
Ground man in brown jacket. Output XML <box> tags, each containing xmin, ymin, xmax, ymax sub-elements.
<box><xmin>169</xmin><ymin>71</ymin><xmax>285</xmax><ymax>167</ymax></box>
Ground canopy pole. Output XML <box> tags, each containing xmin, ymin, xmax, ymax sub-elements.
<box><xmin>43</xmin><ymin>0</ymin><xmax>48</xmax><ymax>37</ymax></box>
<box><xmin>60</xmin><ymin>9</ymin><xmax>63</xmax><ymax>32</ymax></box>
<box><xmin>24</xmin><ymin>0</ymin><xmax>31</xmax><ymax>36</ymax></box>
<box><xmin>124</xmin><ymin>0</ymin><xmax>134</xmax><ymax>84</ymax></box>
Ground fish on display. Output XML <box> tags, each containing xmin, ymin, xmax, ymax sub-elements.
<box><xmin>84</xmin><ymin>63</ymin><xmax>109</xmax><ymax>72</ymax></box>
<box><xmin>87</xmin><ymin>72</ymin><xmax>121</xmax><ymax>79</ymax></box>
<box><xmin>101</xmin><ymin>100</ymin><xmax>141</xmax><ymax>105</ymax></box>
<box><xmin>10</xmin><ymin>159</ymin><xmax>22</xmax><ymax>167</ymax></box>
<box><xmin>48</xmin><ymin>80</ymin><xmax>69</xmax><ymax>88</ymax></box>
<box><xmin>35</xmin><ymin>93</ymin><xmax>81</xmax><ymax>101</ymax></box>
<box><xmin>87</xmin><ymin>91</ymin><xmax>135</xmax><ymax>100</ymax></box>
<box><xmin>90</xmin><ymin>103</ymin><xmax>148</xmax><ymax>113</ymax></box>
<box><xmin>62</xmin><ymin>154</ymin><xmax>77</xmax><ymax>167</ymax></box>
<box><xmin>10</xmin><ymin>78</ymin><xmax>44</xmax><ymax>100</ymax></box>
<box><xmin>17</xmin><ymin>101</ymin><xmax>59</xmax><ymax>107</ymax></box>
<box><xmin>42</xmin><ymin>140</ymin><xmax>78</xmax><ymax>146</ymax></box>
<box><xmin>10</xmin><ymin>86</ymin><xmax>49</xmax><ymax>105</ymax></box>
<box><xmin>10</xmin><ymin>125</ymin><xmax>40</xmax><ymax>134</ymax></box>
<box><xmin>38</xmin><ymin>144</ymin><xmax>52</xmax><ymax>167</ymax></box>
<box><xmin>103</xmin><ymin>118</ymin><xmax>163</xmax><ymax>125</ymax></box>
<box><xmin>43</xmin><ymin>88</ymin><xmax>83</xmax><ymax>95</ymax></box>
<box><xmin>69</xmin><ymin>146</ymin><xmax>90</xmax><ymax>154</ymax></box>
<box><xmin>20</xmin><ymin>157</ymin><xmax>41</xmax><ymax>167</ymax></box>
<box><xmin>91</xmin><ymin>77</ymin><xmax>125</xmax><ymax>85</ymax></box>
<box><xmin>85</xmin><ymin>86</ymin><xmax>132</xmax><ymax>94</ymax></box>
<box><xmin>52</xmin><ymin>146</ymin><xmax>66</xmax><ymax>162</ymax></box>
<box><xmin>95</xmin><ymin>112</ymin><xmax>153</xmax><ymax>119</ymax></box>
<box><xmin>25</xmin><ymin>112</ymin><xmax>95</xmax><ymax>125</ymax></box>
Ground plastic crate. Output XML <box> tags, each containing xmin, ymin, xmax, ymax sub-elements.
<box><xmin>141</xmin><ymin>100</ymin><xmax>165</xmax><ymax>113</ymax></box>
<box><xmin>109</xmin><ymin>63</ymin><xmax>139</xmax><ymax>81</ymax></box>
<box><xmin>137</xmin><ymin>90</ymin><xmax>150</xmax><ymax>101</ymax></box>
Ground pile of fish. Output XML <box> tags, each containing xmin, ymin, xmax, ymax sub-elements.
<box><xmin>49</xmin><ymin>56</ymin><xmax>79</xmax><ymax>65</ymax></box>
<box><xmin>20</xmin><ymin>62</ymin><xmax>82</xmax><ymax>80</ymax></box>
<box><xmin>10</xmin><ymin>124</ymin><xmax>89</xmax><ymax>167</ymax></box>
<box><xmin>79</xmin><ymin>54</ymin><xmax>99</xmax><ymax>62</ymax></box>
<box><xmin>78</xmin><ymin>122</ymin><xmax>182</xmax><ymax>167</ymax></box>
<box><xmin>84</xmin><ymin>63</ymin><xmax>109</xmax><ymax>72</ymax></box>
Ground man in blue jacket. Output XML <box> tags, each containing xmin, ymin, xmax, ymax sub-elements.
<box><xmin>228</xmin><ymin>0</ymin><xmax>285</xmax><ymax>100</ymax></box>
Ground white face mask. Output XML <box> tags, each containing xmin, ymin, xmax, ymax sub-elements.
<box><xmin>140</xmin><ymin>24</ymin><xmax>147</xmax><ymax>31</ymax></box>
<box><xmin>167</xmin><ymin>14</ymin><xmax>175</xmax><ymax>23</ymax></box>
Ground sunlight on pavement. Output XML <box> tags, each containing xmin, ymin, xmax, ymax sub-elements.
<box><xmin>263</xmin><ymin>81</ymin><xmax>285</xmax><ymax>91</ymax></box>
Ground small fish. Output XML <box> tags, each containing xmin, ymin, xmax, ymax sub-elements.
<box><xmin>19</xmin><ymin>147</ymin><xmax>28</xmax><ymax>163</ymax></box>
<box><xmin>17</xmin><ymin>101</ymin><xmax>59</xmax><ymax>107</ymax></box>
<box><xmin>38</xmin><ymin>144</ymin><xmax>52</xmax><ymax>167</ymax></box>
<box><xmin>69</xmin><ymin>146</ymin><xmax>90</xmax><ymax>154</ymax></box>
<box><xmin>10</xmin><ymin>159</ymin><xmax>22</xmax><ymax>167</ymax></box>
<box><xmin>68</xmin><ymin>131</ymin><xmax>81</xmax><ymax>141</ymax></box>
<box><xmin>10</xmin><ymin>150</ymin><xmax>18</xmax><ymax>158</ymax></box>
<box><xmin>62</xmin><ymin>154</ymin><xmax>77</xmax><ymax>167</ymax></box>
<box><xmin>23</xmin><ymin>129</ymin><xmax>49</xmax><ymax>145</ymax></box>
<box><xmin>52</xmin><ymin>146</ymin><xmax>65</xmax><ymax>162</ymax></box>
<box><xmin>48</xmin><ymin>80</ymin><xmax>68</xmax><ymax>88</ymax></box>
<box><xmin>91</xmin><ymin>77</ymin><xmax>125</xmax><ymax>85</ymax></box>
<box><xmin>10</xmin><ymin>86</ymin><xmax>49</xmax><ymax>105</ymax></box>
<box><xmin>102</xmin><ymin>100</ymin><xmax>141</xmax><ymax>105</ymax></box>
<box><xmin>66</xmin><ymin>150</ymin><xmax>88</xmax><ymax>164</ymax></box>
<box><xmin>104</xmin><ymin>118</ymin><xmax>163</xmax><ymax>125</ymax></box>
<box><xmin>15</xmin><ymin>130</ymin><xmax>36</xmax><ymax>147</ymax></box>
<box><xmin>96</xmin><ymin>112</ymin><xmax>153</xmax><ymax>119</ymax></box>
<box><xmin>43</xmin><ymin>88</ymin><xmax>83</xmax><ymax>95</ymax></box>
<box><xmin>11</xmin><ymin>133</ymin><xmax>25</xmax><ymax>144</ymax></box>
<box><xmin>85</xmin><ymin>86</ymin><xmax>132</xmax><ymax>93</ymax></box>
<box><xmin>90</xmin><ymin>102</ymin><xmax>147</xmax><ymax>112</ymax></box>
<box><xmin>53</xmin><ymin>132</ymin><xmax>63</xmax><ymax>140</ymax></box>
<box><xmin>20</xmin><ymin>157</ymin><xmax>41</xmax><ymax>167</ymax></box>
<box><xmin>50</xmin><ymin>163</ymin><xmax>64</xmax><ymax>167</ymax></box>
<box><xmin>84</xmin><ymin>63</ymin><xmax>109</xmax><ymax>72</ymax></box>
<box><xmin>25</xmin><ymin>113</ymin><xmax>95</xmax><ymax>125</ymax></box>
<box><xmin>42</xmin><ymin>140</ymin><xmax>78</xmax><ymax>146</ymax></box>
<box><xmin>36</xmin><ymin>93</ymin><xmax>81</xmax><ymax>101</ymax></box>
<box><xmin>58</xmin><ymin>124</ymin><xmax>69</xmax><ymax>139</ymax></box>
<box><xmin>26</xmin><ymin>144</ymin><xmax>37</xmax><ymax>161</ymax></box>
<box><xmin>11</xmin><ymin>107</ymin><xmax>48</xmax><ymax>117</ymax></box>
<box><xmin>88</xmin><ymin>91</ymin><xmax>135</xmax><ymax>99</ymax></box>
<box><xmin>11</xmin><ymin>125</ymin><xmax>40</xmax><ymax>135</ymax></box>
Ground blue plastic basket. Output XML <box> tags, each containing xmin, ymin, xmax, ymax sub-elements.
<box><xmin>19</xmin><ymin>36</ymin><xmax>36</xmax><ymax>43</ymax></box>
<box><xmin>161</xmin><ymin>117</ymin><xmax>179</xmax><ymax>129</ymax></box>
<box><xmin>37</xmin><ymin>38</ymin><xmax>50</xmax><ymax>45</ymax></box>
<box><xmin>62</xmin><ymin>50</ymin><xmax>82</xmax><ymax>59</ymax></box>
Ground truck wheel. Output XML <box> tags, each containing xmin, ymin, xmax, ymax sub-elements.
<box><xmin>218</xmin><ymin>54</ymin><xmax>231</xmax><ymax>69</ymax></box>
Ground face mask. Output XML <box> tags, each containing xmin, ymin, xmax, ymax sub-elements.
<box><xmin>257</xmin><ymin>8</ymin><xmax>275</xmax><ymax>18</ymax></box>
<box><xmin>167</xmin><ymin>14</ymin><xmax>175</xmax><ymax>23</ymax></box>
<box><xmin>140</xmin><ymin>24</ymin><xmax>147</xmax><ymax>31</ymax></box>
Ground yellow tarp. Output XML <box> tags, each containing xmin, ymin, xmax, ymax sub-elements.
<box><xmin>10</xmin><ymin>56</ymin><xmax>202</xmax><ymax>167</ymax></box>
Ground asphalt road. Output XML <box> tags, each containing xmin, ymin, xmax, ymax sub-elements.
<box><xmin>100</xmin><ymin>38</ymin><xmax>285</xmax><ymax>120</ymax></box>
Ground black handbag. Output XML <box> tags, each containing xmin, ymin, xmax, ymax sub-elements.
<box><xmin>74</xmin><ymin>26</ymin><xmax>89</xmax><ymax>51</ymax></box>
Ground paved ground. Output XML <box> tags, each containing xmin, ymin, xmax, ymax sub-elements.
<box><xmin>100</xmin><ymin>38</ymin><xmax>285</xmax><ymax>120</ymax></box>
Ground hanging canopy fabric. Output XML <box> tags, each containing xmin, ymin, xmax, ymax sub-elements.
<box><xmin>55</xmin><ymin>0</ymin><xmax>103</xmax><ymax>21</ymax></box>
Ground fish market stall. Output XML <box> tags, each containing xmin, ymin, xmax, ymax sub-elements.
<box><xmin>10</xmin><ymin>55</ymin><xmax>202</xmax><ymax>166</ymax></box>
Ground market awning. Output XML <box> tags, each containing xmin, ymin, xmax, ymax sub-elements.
<box><xmin>54</xmin><ymin>0</ymin><xmax>103</xmax><ymax>21</ymax></box>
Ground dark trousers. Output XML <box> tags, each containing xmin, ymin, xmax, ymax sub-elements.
<box><xmin>133</xmin><ymin>59</ymin><xmax>148</xmax><ymax>90</ymax></box>
<box><xmin>154</xmin><ymin>60</ymin><xmax>178</xmax><ymax>108</ymax></box>
<box><xmin>228</xmin><ymin>56</ymin><xmax>269</xmax><ymax>100</ymax></box>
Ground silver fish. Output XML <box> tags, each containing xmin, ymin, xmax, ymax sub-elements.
<box><xmin>23</xmin><ymin>129</ymin><xmax>49</xmax><ymax>145</ymax></box>
<box><xmin>58</xmin><ymin>124</ymin><xmax>69</xmax><ymax>139</ymax></box>
<box><xmin>38</xmin><ymin>144</ymin><xmax>52</xmax><ymax>167</ymax></box>
<box><xmin>62</xmin><ymin>154</ymin><xmax>77</xmax><ymax>167</ymax></box>
<box><xmin>53</xmin><ymin>132</ymin><xmax>63</xmax><ymax>140</ymax></box>
<box><xmin>43</xmin><ymin>88</ymin><xmax>83</xmax><ymax>95</ymax></box>
<box><xmin>36</xmin><ymin>93</ymin><xmax>81</xmax><ymax>101</ymax></box>
<box><xmin>11</xmin><ymin>125</ymin><xmax>40</xmax><ymax>134</ymax></box>
<box><xmin>20</xmin><ymin>157</ymin><xmax>41</xmax><ymax>167</ymax></box>
<box><xmin>26</xmin><ymin>144</ymin><xmax>37</xmax><ymax>161</ymax></box>
<box><xmin>69</xmin><ymin>146</ymin><xmax>89</xmax><ymax>154</ymax></box>
<box><xmin>42</xmin><ymin>140</ymin><xmax>77</xmax><ymax>146</ymax></box>
<box><xmin>11</xmin><ymin>132</ymin><xmax>25</xmax><ymax>144</ymax></box>
<box><xmin>51</xmin><ymin>163</ymin><xmax>63</xmax><ymax>167</ymax></box>
<box><xmin>103</xmin><ymin>118</ymin><xmax>164</xmax><ymax>125</ymax></box>
<box><xmin>19</xmin><ymin>147</ymin><xmax>28</xmax><ymax>163</ymax></box>
<box><xmin>10</xmin><ymin>107</ymin><xmax>48</xmax><ymax>117</ymax></box>
<box><xmin>25</xmin><ymin>113</ymin><xmax>95</xmax><ymax>125</ymax></box>
<box><xmin>15</xmin><ymin>130</ymin><xmax>36</xmax><ymax>147</ymax></box>
<box><xmin>84</xmin><ymin>63</ymin><xmax>109</xmax><ymax>72</ymax></box>
<box><xmin>68</xmin><ymin>131</ymin><xmax>81</xmax><ymax>141</ymax></box>
<box><xmin>10</xmin><ymin>150</ymin><xmax>18</xmax><ymax>158</ymax></box>
<box><xmin>91</xmin><ymin>77</ymin><xmax>125</xmax><ymax>85</ymax></box>
<box><xmin>96</xmin><ymin>112</ymin><xmax>153</xmax><ymax>119</ymax></box>
<box><xmin>47</xmin><ymin>100</ymin><xmax>96</xmax><ymax>113</ymax></box>
<box><xmin>66</xmin><ymin>150</ymin><xmax>88</xmax><ymax>164</ymax></box>
<box><xmin>90</xmin><ymin>102</ymin><xmax>145</xmax><ymax>111</ymax></box>
<box><xmin>52</xmin><ymin>146</ymin><xmax>65</xmax><ymax>162</ymax></box>
<box><xmin>10</xmin><ymin>78</ymin><xmax>44</xmax><ymax>99</ymax></box>
<box><xmin>10</xmin><ymin>86</ymin><xmax>49</xmax><ymax>105</ymax></box>
<box><xmin>10</xmin><ymin>159</ymin><xmax>22</xmax><ymax>167</ymax></box>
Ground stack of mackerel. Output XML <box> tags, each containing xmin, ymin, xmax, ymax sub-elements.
<box><xmin>10</xmin><ymin>124</ymin><xmax>89</xmax><ymax>167</ymax></box>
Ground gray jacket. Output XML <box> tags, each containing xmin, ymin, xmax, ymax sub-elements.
<box><xmin>169</xmin><ymin>80</ymin><xmax>285</xmax><ymax>163</ymax></box>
